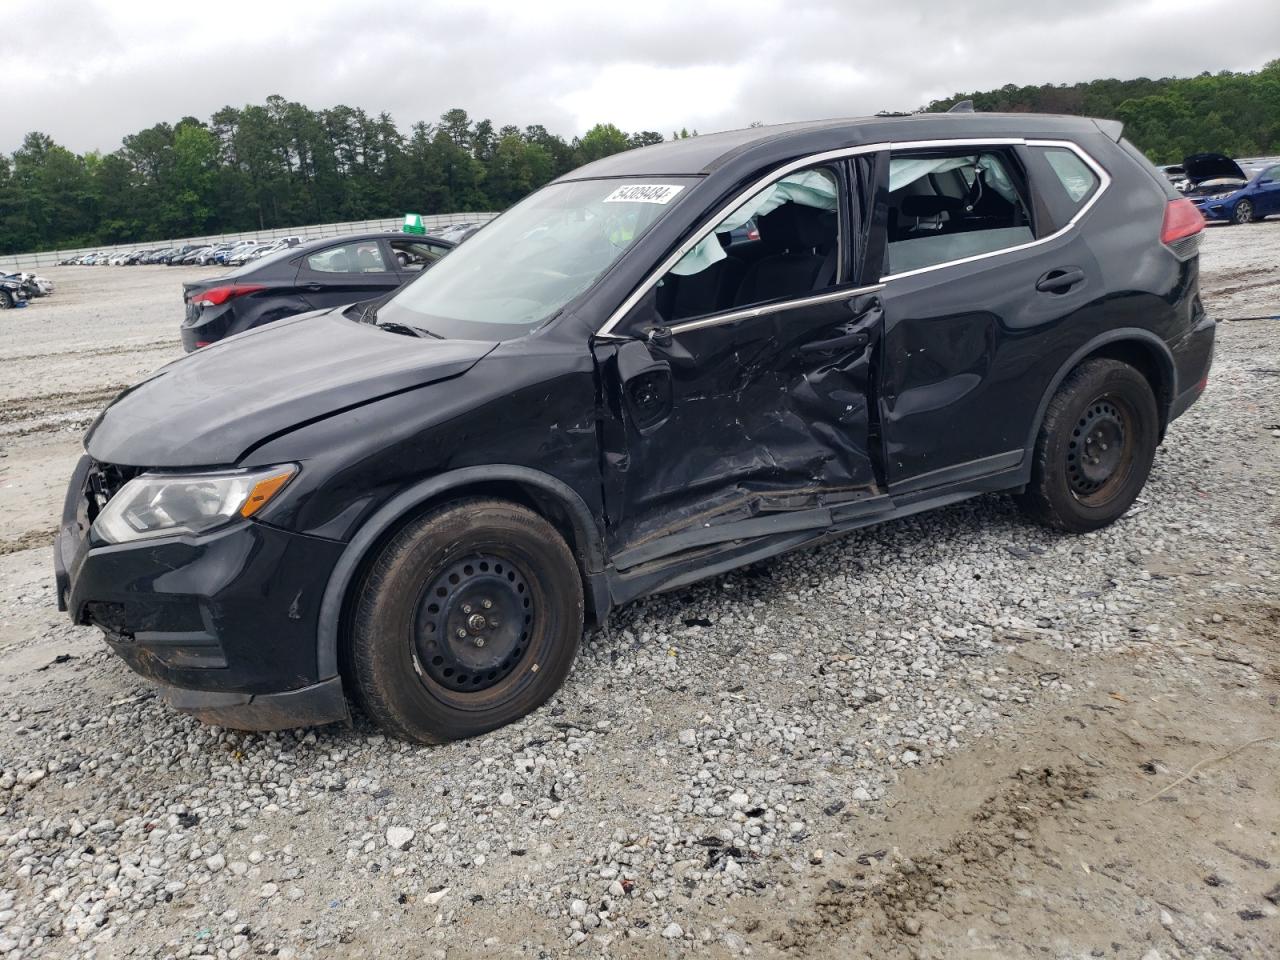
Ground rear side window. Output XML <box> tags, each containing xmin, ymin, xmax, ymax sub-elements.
<box><xmin>883</xmin><ymin>147</ymin><xmax>1034</xmax><ymax>276</ymax></box>
<box><xmin>307</xmin><ymin>241</ymin><xmax>387</xmax><ymax>274</ymax></box>
<box><xmin>1039</xmin><ymin>147</ymin><xmax>1100</xmax><ymax>206</ymax></box>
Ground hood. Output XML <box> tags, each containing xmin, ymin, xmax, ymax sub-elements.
<box><xmin>86</xmin><ymin>310</ymin><xmax>497</xmax><ymax>467</ymax></box>
<box><xmin>1181</xmin><ymin>152</ymin><xmax>1246</xmax><ymax>185</ymax></box>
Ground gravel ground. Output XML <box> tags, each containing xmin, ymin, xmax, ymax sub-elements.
<box><xmin>1</xmin><ymin>228</ymin><xmax>1278</xmax><ymax>959</ymax></box>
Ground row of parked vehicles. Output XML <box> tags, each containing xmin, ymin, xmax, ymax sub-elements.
<box><xmin>60</xmin><ymin>236</ymin><xmax>304</xmax><ymax>268</ymax></box>
<box><xmin>58</xmin><ymin>221</ymin><xmax>482</xmax><ymax>271</ymax></box>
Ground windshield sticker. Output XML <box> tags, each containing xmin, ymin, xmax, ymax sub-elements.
<box><xmin>603</xmin><ymin>184</ymin><xmax>685</xmax><ymax>205</ymax></box>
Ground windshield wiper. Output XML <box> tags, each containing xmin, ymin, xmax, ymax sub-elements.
<box><xmin>375</xmin><ymin>320</ymin><xmax>442</xmax><ymax>339</ymax></box>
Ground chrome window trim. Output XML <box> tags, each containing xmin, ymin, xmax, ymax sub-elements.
<box><xmin>594</xmin><ymin>137</ymin><xmax>1110</xmax><ymax>339</ymax></box>
<box><xmin>879</xmin><ymin>139</ymin><xmax>1111</xmax><ymax>282</ymax></box>
<box><xmin>664</xmin><ymin>283</ymin><xmax>886</xmax><ymax>335</ymax></box>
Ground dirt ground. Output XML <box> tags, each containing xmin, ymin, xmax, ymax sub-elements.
<box><xmin>0</xmin><ymin>231</ymin><xmax>1277</xmax><ymax>959</ymax></box>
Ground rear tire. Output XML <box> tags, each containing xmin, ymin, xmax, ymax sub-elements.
<box><xmin>348</xmin><ymin>499</ymin><xmax>583</xmax><ymax>743</ymax></box>
<box><xmin>1016</xmin><ymin>359</ymin><xmax>1159</xmax><ymax>533</ymax></box>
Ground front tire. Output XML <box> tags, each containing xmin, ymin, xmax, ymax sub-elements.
<box><xmin>348</xmin><ymin>499</ymin><xmax>583</xmax><ymax>743</ymax></box>
<box><xmin>0</xmin><ymin>291</ymin><xmax>11</xmax><ymax>309</ymax></box>
<box><xmin>1016</xmin><ymin>359</ymin><xmax>1159</xmax><ymax>533</ymax></box>
<box><xmin>1233</xmin><ymin>199</ymin><xmax>1254</xmax><ymax>224</ymax></box>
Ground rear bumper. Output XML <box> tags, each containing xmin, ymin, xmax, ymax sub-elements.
<box><xmin>1168</xmin><ymin>312</ymin><xmax>1215</xmax><ymax>424</ymax></box>
<box><xmin>180</xmin><ymin>305</ymin><xmax>233</xmax><ymax>352</ymax></box>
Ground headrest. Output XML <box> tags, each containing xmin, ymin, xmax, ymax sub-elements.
<box><xmin>757</xmin><ymin>203</ymin><xmax>835</xmax><ymax>252</ymax></box>
<box><xmin>900</xmin><ymin>195</ymin><xmax>964</xmax><ymax>219</ymax></box>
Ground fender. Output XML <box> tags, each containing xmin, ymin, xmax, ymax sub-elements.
<box><xmin>315</xmin><ymin>465</ymin><xmax>608</xmax><ymax>678</ymax></box>
<box><xmin>1023</xmin><ymin>326</ymin><xmax>1177</xmax><ymax>461</ymax></box>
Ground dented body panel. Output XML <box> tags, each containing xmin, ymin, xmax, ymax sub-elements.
<box><xmin>55</xmin><ymin>112</ymin><xmax>1213</xmax><ymax>730</ymax></box>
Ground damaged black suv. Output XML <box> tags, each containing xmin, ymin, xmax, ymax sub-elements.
<box><xmin>56</xmin><ymin>113</ymin><xmax>1214</xmax><ymax>743</ymax></box>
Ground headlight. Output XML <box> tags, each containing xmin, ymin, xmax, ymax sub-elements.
<box><xmin>1211</xmin><ymin>192</ymin><xmax>1237</xmax><ymax>201</ymax></box>
<box><xmin>92</xmin><ymin>465</ymin><xmax>297</xmax><ymax>544</ymax></box>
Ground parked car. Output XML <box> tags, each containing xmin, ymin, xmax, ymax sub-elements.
<box><xmin>56</xmin><ymin>113</ymin><xmax>1213</xmax><ymax>743</ymax></box>
<box><xmin>429</xmin><ymin>222</ymin><xmax>479</xmax><ymax>243</ymax></box>
<box><xmin>1186</xmin><ymin>155</ymin><xmax>1280</xmax><ymax>224</ymax></box>
<box><xmin>3</xmin><ymin>271</ymin><xmax>53</xmax><ymax>297</ymax></box>
<box><xmin>178</xmin><ymin>231</ymin><xmax>454</xmax><ymax>350</ymax></box>
<box><xmin>0</xmin><ymin>274</ymin><xmax>29</xmax><ymax>309</ymax></box>
<box><xmin>174</xmin><ymin>246</ymin><xmax>213</xmax><ymax>265</ymax></box>
<box><xmin>215</xmin><ymin>242</ymin><xmax>259</xmax><ymax>265</ymax></box>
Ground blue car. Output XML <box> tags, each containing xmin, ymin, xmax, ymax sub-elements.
<box><xmin>1184</xmin><ymin>152</ymin><xmax>1280</xmax><ymax>225</ymax></box>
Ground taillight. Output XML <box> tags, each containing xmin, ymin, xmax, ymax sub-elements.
<box><xmin>1161</xmin><ymin>198</ymin><xmax>1204</xmax><ymax>246</ymax></box>
<box><xmin>190</xmin><ymin>284</ymin><xmax>266</xmax><ymax>307</ymax></box>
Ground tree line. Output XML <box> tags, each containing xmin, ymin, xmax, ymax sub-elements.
<box><xmin>0</xmin><ymin>100</ymin><xmax>682</xmax><ymax>254</ymax></box>
<box><xmin>925</xmin><ymin>60</ymin><xmax>1280</xmax><ymax>164</ymax></box>
<box><xmin>2</xmin><ymin>61</ymin><xmax>1277</xmax><ymax>255</ymax></box>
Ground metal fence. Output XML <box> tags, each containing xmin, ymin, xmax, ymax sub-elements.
<box><xmin>0</xmin><ymin>212</ymin><xmax>498</xmax><ymax>271</ymax></box>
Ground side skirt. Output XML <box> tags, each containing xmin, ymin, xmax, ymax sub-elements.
<box><xmin>604</xmin><ymin>456</ymin><xmax>1025</xmax><ymax>610</ymax></box>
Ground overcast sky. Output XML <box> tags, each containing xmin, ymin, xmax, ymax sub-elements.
<box><xmin>2</xmin><ymin>0</ymin><xmax>1277</xmax><ymax>155</ymax></box>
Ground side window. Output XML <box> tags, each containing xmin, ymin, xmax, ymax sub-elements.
<box><xmin>883</xmin><ymin>148</ymin><xmax>1034</xmax><ymax>276</ymax></box>
<box><xmin>1040</xmin><ymin>147</ymin><xmax>1100</xmax><ymax>205</ymax></box>
<box><xmin>1261</xmin><ymin>164</ymin><xmax>1280</xmax><ymax>183</ymax></box>
<box><xmin>306</xmin><ymin>241</ymin><xmax>387</xmax><ymax>274</ymax></box>
<box><xmin>654</xmin><ymin>166</ymin><xmax>841</xmax><ymax>323</ymax></box>
<box><xmin>389</xmin><ymin>239</ymin><xmax>448</xmax><ymax>272</ymax></box>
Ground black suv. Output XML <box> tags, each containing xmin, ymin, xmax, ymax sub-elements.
<box><xmin>55</xmin><ymin>113</ymin><xmax>1214</xmax><ymax>743</ymax></box>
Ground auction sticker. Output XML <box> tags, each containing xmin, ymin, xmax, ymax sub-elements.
<box><xmin>603</xmin><ymin>184</ymin><xmax>685</xmax><ymax>204</ymax></box>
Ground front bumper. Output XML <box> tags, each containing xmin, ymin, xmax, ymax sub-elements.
<box><xmin>1190</xmin><ymin>199</ymin><xmax>1234</xmax><ymax>222</ymax></box>
<box><xmin>56</xmin><ymin>455</ymin><xmax>350</xmax><ymax>730</ymax></box>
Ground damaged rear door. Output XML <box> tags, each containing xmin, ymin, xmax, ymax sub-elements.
<box><xmin>874</xmin><ymin>141</ymin><xmax>1106</xmax><ymax>491</ymax></box>
<box><xmin>594</xmin><ymin>158</ymin><xmax>890</xmax><ymax>573</ymax></box>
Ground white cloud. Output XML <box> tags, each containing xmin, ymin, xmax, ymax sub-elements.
<box><xmin>1</xmin><ymin>0</ymin><xmax>1276</xmax><ymax>153</ymax></box>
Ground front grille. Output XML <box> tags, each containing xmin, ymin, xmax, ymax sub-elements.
<box><xmin>84</xmin><ymin>460</ymin><xmax>142</xmax><ymax>524</ymax></box>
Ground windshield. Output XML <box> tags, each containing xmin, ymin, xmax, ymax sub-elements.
<box><xmin>377</xmin><ymin>177</ymin><xmax>695</xmax><ymax>339</ymax></box>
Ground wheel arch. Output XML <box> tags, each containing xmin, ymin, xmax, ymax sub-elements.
<box><xmin>316</xmin><ymin>465</ymin><xmax>609</xmax><ymax>680</ymax></box>
<box><xmin>1025</xmin><ymin>328</ymin><xmax>1177</xmax><ymax>459</ymax></box>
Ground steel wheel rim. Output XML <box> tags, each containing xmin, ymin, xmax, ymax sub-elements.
<box><xmin>1066</xmin><ymin>395</ymin><xmax>1137</xmax><ymax>506</ymax></box>
<box><xmin>411</xmin><ymin>553</ymin><xmax>535</xmax><ymax>694</ymax></box>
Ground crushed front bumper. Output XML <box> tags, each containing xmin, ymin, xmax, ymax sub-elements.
<box><xmin>56</xmin><ymin>455</ymin><xmax>350</xmax><ymax>730</ymax></box>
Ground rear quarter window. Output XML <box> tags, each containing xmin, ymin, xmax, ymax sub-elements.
<box><xmin>1022</xmin><ymin>144</ymin><xmax>1107</xmax><ymax>232</ymax></box>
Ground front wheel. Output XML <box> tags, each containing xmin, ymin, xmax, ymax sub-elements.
<box><xmin>1233</xmin><ymin>199</ymin><xmax>1254</xmax><ymax>224</ymax></box>
<box><xmin>0</xmin><ymin>291</ymin><xmax>11</xmax><ymax>309</ymax></box>
<box><xmin>1016</xmin><ymin>359</ymin><xmax>1159</xmax><ymax>533</ymax></box>
<box><xmin>348</xmin><ymin>499</ymin><xmax>583</xmax><ymax>743</ymax></box>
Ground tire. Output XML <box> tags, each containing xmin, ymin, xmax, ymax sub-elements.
<box><xmin>348</xmin><ymin>498</ymin><xmax>583</xmax><ymax>743</ymax></box>
<box><xmin>1232</xmin><ymin>199</ymin><xmax>1254</xmax><ymax>224</ymax></box>
<box><xmin>0</xmin><ymin>291</ymin><xmax>11</xmax><ymax>310</ymax></box>
<box><xmin>1016</xmin><ymin>359</ymin><xmax>1159</xmax><ymax>533</ymax></box>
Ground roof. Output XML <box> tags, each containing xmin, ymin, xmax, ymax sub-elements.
<box><xmin>560</xmin><ymin>113</ymin><xmax>1120</xmax><ymax>181</ymax></box>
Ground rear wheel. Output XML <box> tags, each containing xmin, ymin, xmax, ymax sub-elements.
<box><xmin>1016</xmin><ymin>359</ymin><xmax>1159</xmax><ymax>533</ymax></box>
<box><xmin>348</xmin><ymin>499</ymin><xmax>583</xmax><ymax>743</ymax></box>
<box><xmin>1233</xmin><ymin>199</ymin><xmax>1254</xmax><ymax>224</ymax></box>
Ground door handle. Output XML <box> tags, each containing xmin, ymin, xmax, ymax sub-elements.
<box><xmin>302</xmin><ymin>283</ymin><xmax>324</xmax><ymax>292</ymax></box>
<box><xmin>800</xmin><ymin>330</ymin><xmax>870</xmax><ymax>354</ymax></box>
<box><xmin>1036</xmin><ymin>267</ymin><xmax>1086</xmax><ymax>293</ymax></box>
